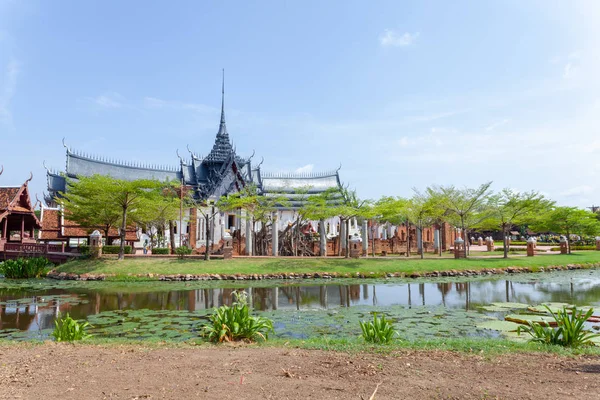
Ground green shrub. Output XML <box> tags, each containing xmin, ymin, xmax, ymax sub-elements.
<box><xmin>359</xmin><ymin>313</ymin><xmax>398</xmax><ymax>344</ymax></box>
<box><xmin>102</xmin><ymin>245</ymin><xmax>132</xmax><ymax>254</ymax></box>
<box><xmin>175</xmin><ymin>246</ymin><xmax>192</xmax><ymax>259</ymax></box>
<box><xmin>517</xmin><ymin>305</ymin><xmax>600</xmax><ymax>348</ymax></box>
<box><xmin>52</xmin><ymin>313</ymin><xmax>91</xmax><ymax>342</ymax></box>
<box><xmin>0</xmin><ymin>257</ymin><xmax>52</xmax><ymax>279</ymax></box>
<box><xmin>202</xmin><ymin>291</ymin><xmax>274</xmax><ymax>343</ymax></box>
<box><xmin>549</xmin><ymin>246</ymin><xmax>596</xmax><ymax>251</ymax></box>
<box><xmin>152</xmin><ymin>247</ymin><xmax>169</xmax><ymax>255</ymax></box>
<box><xmin>79</xmin><ymin>245</ymin><xmax>133</xmax><ymax>254</ymax></box>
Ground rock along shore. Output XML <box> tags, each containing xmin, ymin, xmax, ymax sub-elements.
<box><xmin>46</xmin><ymin>262</ymin><xmax>599</xmax><ymax>282</ymax></box>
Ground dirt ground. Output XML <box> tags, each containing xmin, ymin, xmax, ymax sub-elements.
<box><xmin>0</xmin><ymin>344</ymin><xmax>599</xmax><ymax>399</ymax></box>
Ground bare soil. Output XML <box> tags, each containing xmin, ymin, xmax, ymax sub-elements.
<box><xmin>1</xmin><ymin>343</ymin><xmax>599</xmax><ymax>399</ymax></box>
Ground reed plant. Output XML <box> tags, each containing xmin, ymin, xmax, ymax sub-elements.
<box><xmin>0</xmin><ymin>257</ymin><xmax>52</xmax><ymax>279</ymax></box>
<box><xmin>203</xmin><ymin>291</ymin><xmax>274</xmax><ymax>343</ymax></box>
<box><xmin>517</xmin><ymin>305</ymin><xmax>600</xmax><ymax>348</ymax></box>
<box><xmin>52</xmin><ymin>313</ymin><xmax>92</xmax><ymax>342</ymax></box>
<box><xmin>359</xmin><ymin>313</ymin><xmax>398</xmax><ymax>344</ymax></box>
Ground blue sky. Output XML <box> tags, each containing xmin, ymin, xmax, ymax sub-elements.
<box><xmin>1</xmin><ymin>0</ymin><xmax>599</xmax><ymax>207</ymax></box>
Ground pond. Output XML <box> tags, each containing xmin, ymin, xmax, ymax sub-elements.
<box><xmin>1</xmin><ymin>269</ymin><xmax>600</xmax><ymax>342</ymax></box>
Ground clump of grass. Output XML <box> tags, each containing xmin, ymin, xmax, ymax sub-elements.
<box><xmin>359</xmin><ymin>313</ymin><xmax>398</xmax><ymax>344</ymax></box>
<box><xmin>203</xmin><ymin>291</ymin><xmax>274</xmax><ymax>343</ymax></box>
<box><xmin>0</xmin><ymin>257</ymin><xmax>52</xmax><ymax>279</ymax></box>
<box><xmin>52</xmin><ymin>313</ymin><xmax>92</xmax><ymax>342</ymax></box>
<box><xmin>517</xmin><ymin>305</ymin><xmax>600</xmax><ymax>348</ymax></box>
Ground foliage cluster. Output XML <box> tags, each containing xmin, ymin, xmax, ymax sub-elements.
<box><xmin>0</xmin><ymin>257</ymin><xmax>52</xmax><ymax>279</ymax></box>
<box><xmin>359</xmin><ymin>313</ymin><xmax>398</xmax><ymax>344</ymax></box>
<box><xmin>175</xmin><ymin>246</ymin><xmax>193</xmax><ymax>259</ymax></box>
<box><xmin>52</xmin><ymin>313</ymin><xmax>92</xmax><ymax>342</ymax></box>
<box><xmin>517</xmin><ymin>305</ymin><xmax>599</xmax><ymax>348</ymax></box>
<box><xmin>202</xmin><ymin>291</ymin><xmax>274</xmax><ymax>343</ymax></box>
<box><xmin>152</xmin><ymin>247</ymin><xmax>169</xmax><ymax>255</ymax></box>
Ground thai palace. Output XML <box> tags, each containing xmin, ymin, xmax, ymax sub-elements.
<box><xmin>40</xmin><ymin>77</ymin><xmax>458</xmax><ymax>256</ymax></box>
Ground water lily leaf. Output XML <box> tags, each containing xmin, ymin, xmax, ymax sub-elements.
<box><xmin>477</xmin><ymin>320</ymin><xmax>521</xmax><ymax>332</ymax></box>
<box><xmin>504</xmin><ymin>314</ymin><xmax>557</xmax><ymax>327</ymax></box>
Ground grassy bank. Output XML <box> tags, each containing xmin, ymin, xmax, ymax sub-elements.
<box><xmin>54</xmin><ymin>251</ymin><xmax>600</xmax><ymax>279</ymax></box>
<box><xmin>3</xmin><ymin>336</ymin><xmax>599</xmax><ymax>357</ymax></box>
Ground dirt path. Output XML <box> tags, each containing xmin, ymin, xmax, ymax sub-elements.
<box><xmin>0</xmin><ymin>343</ymin><xmax>599</xmax><ymax>399</ymax></box>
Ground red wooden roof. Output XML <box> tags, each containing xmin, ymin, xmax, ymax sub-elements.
<box><xmin>0</xmin><ymin>183</ymin><xmax>41</xmax><ymax>228</ymax></box>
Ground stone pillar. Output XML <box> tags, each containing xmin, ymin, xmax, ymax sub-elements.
<box><xmin>383</xmin><ymin>225</ymin><xmax>388</xmax><ymax>240</ymax></box>
<box><xmin>433</xmin><ymin>229</ymin><xmax>440</xmax><ymax>252</ymax></box>
<box><xmin>89</xmin><ymin>230</ymin><xmax>102</xmax><ymax>259</ymax></box>
<box><xmin>245</xmin><ymin>212</ymin><xmax>253</xmax><ymax>256</ymax></box>
<box><xmin>272</xmin><ymin>212</ymin><xmax>279</xmax><ymax>257</ymax></box>
<box><xmin>477</xmin><ymin>237</ymin><xmax>483</xmax><ymax>246</ymax></box>
<box><xmin>319</xmin><ymin>219</ymin><xmax>327</xmax><ymax>257</ymax></box>
<box><xmin>596</xmin><ymin>237</ymin><xmax>600</xmax><ymax>251</ymax></box>
<box><xmin>454</xmin><ymin>237</ymin><xmax>466</xmax><ymax>259</ymax></box>
<box><xmin>559</xmin><ymin>237</ymin><xmax>568</xmax><ymax>254</ymax></box>
<box><xmin>189</xmin><ymin>208</ymin><xmax>198</xmax><ymax>249</ymax></box>
<box><xmin>486</xmin><ymin>236</ymin><xmax>494</xmax><ymax>252</ymax></box>
<box><xmin>526</xmin><ymin>237</ymin><xmax>535</xmax><ymax>257</ymax></box>
<box><xmin>349</xmin><ymin>236</ymin><xmax>361</xmax><ymax>258</ymax></box>
<box><xmin>223</xmin><ymin>231</ymin><xmax>233</xmax><ymax>259</ymax></box>
<box><xmin>361</xmin><ymin>220</ymin><xmax>368</xmax><ymax>256</ymax></box>
<box><xmin>416</xmin><ymin>227</ymin><xmax>422</xmax><ymax>254</ymax></box>
<box><xmin>340</xmin><ymin>219</ymin><xmax>347</xmax><ymax>253</ymax></box>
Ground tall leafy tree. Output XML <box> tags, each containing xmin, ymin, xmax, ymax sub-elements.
<box><xmin>60</xmin><ymin>175</ymin><xmax>121</xmax><ymax>243</ymax></box>
<box><xmin>405</xmin><ymin>190</ymin><xmax>437</xmax><ymax>259</ymax></box>
<box><xmin>373</xmin><ymin>196</ymin><xmax>409</xmax><ymax>257</ymax></box>
<box><xmin>301</xmin><ymin>188</ymin><xmax>344</xmax><ymax>256</ymax></box>
<box><xmin>483</xmin><ymin>189</ymin><xmax>553</xmax><ymax>258</ymax></box>
<box><xmin>530</xmin><ymin>207</ymin><xmax>600</xmax><ymax>254</ymax></box>
<box><xmin>428</xmin><ymin>182</ymin><xmax>493</xmax><ymax>257</ymax></box>
<box><xmin>61</xmin><ymin>175</ymin><xmax>165</xmax><ymax>260</ymax></box>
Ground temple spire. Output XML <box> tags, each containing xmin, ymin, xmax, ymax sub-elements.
<box><xmin>218</xmin><ymin>68</ymin><xmax>227</xmax><ymax>137</ymax></box>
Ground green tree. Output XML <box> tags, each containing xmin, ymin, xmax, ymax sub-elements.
<box><xmin>336</xmin><ymin>188</ymin><xmax>373</xmax><ymax>258</ymax></box>
<box><xmin>530</xmin><ymin>207</ymin><xmax>600</xmax><ymax>254</ymax></box>
<box><xmin>60</xmin><ymin>175</ymin><xmax>121</xmax><ymax>244</ymax></box>
<box><xmin>61</xmin><ymin>175</ymin><xmax>165</xmax><ymax>260</ymax></box>
<box><xmin>428</xmin><ymin>182</ymin><xmax>493</xmax><ymax>257</ymax></box>
<box><xmin>482</xmin><ymin>189</ymin><xmax>554</xmax><ymax>258</ymax></box>
<box><xmin>372</xmin><ymin>196</ymin><xmax>409</xmax><ymax>257</ymax></box>
<box><xmin>406</xmin><ymin>190</ymin><xmax>438</xmax><ymax>259</ymax></box>
<box><xmin>132</xmin><ymin>182</ymin><xmax>181</xmax><ymax>249</ymax></box>
<box><xmin>301</xmin><ymin>188</ymin><xmax>344</xmax><ymax>256</ymax></box>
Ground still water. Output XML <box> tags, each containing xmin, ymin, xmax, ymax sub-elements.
<box><xmin>1</xmin><ymin>269</ymin><xmax>599</xmax><ymax>341</ymax></box>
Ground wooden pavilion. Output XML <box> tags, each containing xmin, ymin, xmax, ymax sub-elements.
<box><xmin>0</xmin><ymin>172</ymin><xmax>42</xmax><ymax>253</ymax></box>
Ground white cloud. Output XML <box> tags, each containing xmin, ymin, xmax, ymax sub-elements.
<box><xmin>0</xmin><ymin>57</ymin><xmax>18</xmax><ymax>125</ymax></box>
<box><xmin>560</xmin><ymin>185</ymin><xmax>594</xmax><ymax>197</ymax></box>
<box><xmin>91</xmin><ymin>92</ymin><xmax>125</xmax><ymax>108</ymax></box>
<box><xmin>379</xmin><ymin>30</ymin><xmax>419</xmax><ymax>47</ymax></box>
<box><xmin>485</xmin><ymin>119</ymin><xmax>510</xmax><ymax>131</ymax></box>
<box><xmin>295</xmin><ymin>164</ymin><xmax>314</xmax><ymax>174</ymax></box>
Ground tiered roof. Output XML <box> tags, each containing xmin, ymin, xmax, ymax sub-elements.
<box><xmin>46</xmin><ymin>73</ymin><xmax>343</xmax><ymax>208</ymax></box>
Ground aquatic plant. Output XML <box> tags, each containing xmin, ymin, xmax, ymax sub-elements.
<box><xmin>203</xmin><ymin>291</ymin><xmax>274</xmax><ymax>343</ymax></box>
<box><xmin>52</xmin><ymin>313</ymin><xmax>92</xmax><ymax>342</ymax></box>
<box><xmin>517</xmin><ymin>305</ymin><xmax>600</xmax><ymax>348</ymax></box>
<box><xmin>359</xmin><ymin>313</ymin><xmax>398</xmax><ymax>344</ymax></box>
<box><xmin>0</xmin><ymin>257</ymin><xmax>52</xmax><ymax>279</ymax></box>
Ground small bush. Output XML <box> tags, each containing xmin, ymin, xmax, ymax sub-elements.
<box><xmin>517</xmin><ymin>305</ymin><xmax>600</xmax><ymax>348</ymax></box>
<box><xmin>203</xmin><ymin>291</ymin><xmax>274</xmax><ymax>343</ymax></box>
<box><xmin>52</xmin><ymin>313</ymin><xmax>92</xmax><ymax>342</ymax></box>
<box><xmin>175</xmin><ymin>246</ymin><xmax>192</xmax><ymax>259</ymax></box>
<box><xmin>359</xmin><ymin>313</ymin><xmax>398</xmax><ymax>344</ymax></box>
<box><xmin>0</xmin><ymin>257</ymin><xmax>52</xmax><ymax>279</ymax></box>
<box><xmin>152</xmin><ymin>247</ymin><xmax>169</xmax><ymax>255</ymax></box>
<box><xmin>77</xmin><ymin>245</ymin><xmax>132</xmax><ymax>254</ymax></box>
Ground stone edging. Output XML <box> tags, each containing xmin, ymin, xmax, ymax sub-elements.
<box><xmin>46</xmin><ymin>263</ymin><xmax>599</xmax><ymax>282</ymax></box>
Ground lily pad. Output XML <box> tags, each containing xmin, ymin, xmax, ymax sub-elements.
<box><xmin>504</xmin><ymin>314</ymin><xmax>557</xmax><ymax>327</ymax></box>
<box><xmin>479</xmin><ymin>302</ymin><xmax>530</xmax><ymax>312</ymax></box>
<box><xmin>477</xmin><ymin>320</ymin><xmax>521</xmax><ymax>332</ymax></box>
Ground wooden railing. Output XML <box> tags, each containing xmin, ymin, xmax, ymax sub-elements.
<box><xmin>3</xmin><ymin>243</ymin><xmax>64</xmax><ymax>254</ymax></box>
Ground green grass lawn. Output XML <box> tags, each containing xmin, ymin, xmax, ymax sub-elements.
<box><xmin>55</xmin><ymin>251</ymin><xmax>600</xmax><ymax>278</ymax></box>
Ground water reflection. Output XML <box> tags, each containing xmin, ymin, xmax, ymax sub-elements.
<box><xmin>2</xmin><ymin>269</ymin><xmax>600</xmax><ymax>333</ymax></box>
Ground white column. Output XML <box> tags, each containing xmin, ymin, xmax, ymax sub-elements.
<box><xmin>434</xmin><ymin>229</ymin><xmax>440</xmax><ymax>251</ymax></box>
<box><xmin>417</xmin><ymin>227</ymin><xmax>423</xmax><ymax>253</ymax></box>
<box><xmin>272</xmin><ymin>212</ymin><xmax>278</xmax><ymax>257</ymax></box>
<box><xmin>319</xmin><ymin>219</ymin><xmax>327</xmax><ymax>257</ymax></box>
<box><xmin>340</xmin><ymin>219</ymin><xmax>347</xmax><ymax>252</ymax></box>
<box><xmin>245</xmin><ymin>211</ymin><xmax>253</xmax><ymax>256</ymax></box>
